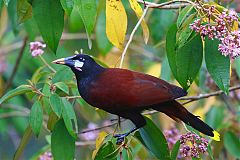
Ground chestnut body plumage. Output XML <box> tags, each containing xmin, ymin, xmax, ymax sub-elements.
<box><xmin>53</xmin><ymin>54</ymin><xmax>220</xmax><ymax>143</ymax></box>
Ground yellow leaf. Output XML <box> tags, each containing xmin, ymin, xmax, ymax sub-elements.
<box><xmin>129</xmin><ymin>0</ymin><xmax>149</xmax><ymax>43</ymax></box>
<box><xmin>92</xmin><ymin>131</ymin><xmax>108</xmax><ymax>160</ymax></box>
<box><xmin>92</xmin><ymin>150</ymin><xmax>97</xmax><ymax>160</ymax></box>
<box><xmin>106</xmin><ymin>0</ymin><xmax>127</xmax><ymax>50</ymax></box>
<box><xmin>0</xmin><ymin>76</ymin><xmax>4</xmax><ymax>97</ymax></box>
<box><xmin>232</xmin><ymin>20</ymin><xmax>238</xmax><ymax>31</ymax></box>
<box><xmin>95</xmin><ymin>131</ymin><xmax>108</xmax><ymax>149</ymax></box>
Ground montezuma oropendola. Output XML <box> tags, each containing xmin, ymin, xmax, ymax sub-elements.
<box><xmin>52</xmin><ymin>54</ymin><xmax>220</xmax><ymax>144</ymax></box>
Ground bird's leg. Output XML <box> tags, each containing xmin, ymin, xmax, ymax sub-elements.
<box><xmin>114</xmin><ymin>127</ymin><xmax>139</xmax><ymax>145</ymax></box>
<box><xmin>113</xmin><ymin>112</ymin><xmax>146</xmax><ymax>145</ymax></box>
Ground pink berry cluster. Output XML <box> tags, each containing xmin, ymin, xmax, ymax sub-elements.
<box><xmin>39</xmin><ymin>152</ymin><xmax>52</xmax><ymax>160</ymax></box>
<box><xmin>179</xmin><ymin>132</ymin><xmax>209</xmax><ymax>158</ymax></box>
<box><xmin>164</xmin><ymin>126</ymin><xmax>180</xmax><ymax>149</ymax></box>
<box><xmin>190</xmin><ymin>6</ymin><xmax>240</xmax><ymax>59</ymax></box>
<box><xmin>29</xmin><ymin>41</ymin><xmax>46</xmax><ymax>57</ymax></box>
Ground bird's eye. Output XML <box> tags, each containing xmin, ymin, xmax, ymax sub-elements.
<box><xmin>74</xmin><ymin>60</ymin><xmax>84</xmax><ymax>68</ymax></box>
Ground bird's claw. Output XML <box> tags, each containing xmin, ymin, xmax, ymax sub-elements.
<box><xmin>114</xmin><ymin>133</ymin><xmax>127</xmax><ymax>145</ymax></box>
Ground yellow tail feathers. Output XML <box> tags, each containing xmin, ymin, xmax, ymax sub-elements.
<box><xmin>211</xmin><ymin>130</ymin><xmax>220</xmax><ymax>141</ymax></box>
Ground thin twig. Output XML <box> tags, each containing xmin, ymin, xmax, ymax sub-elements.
<box><xmin>4</xmin><ymin>37</ymin><xmax>28</xmax><ymax>92</ymax></box>
<box><xmin>138</xmin><ymin>0</ymin><xmax>194</xmax><ymax>8</ymax></box>
<box><xmin>39</xmin><ymin>55</ymin><xmax>56</xmax><ymax>73</ymax></box>
<box><xmin>177</xmin><ymin>84</ymin><xmax>240</xmax><ymax>101</ymax></box>
<box><xmin>66</xmin><ymin>95</ymin><xmax>82</xmax><ymax>100</ymax></box>
<box><xmin>0</xmin><ymin>111</ymin><xmax>29</xmax><ymax>119</ymax></box>
<box><xmin>119</xmin><ymin>6</ymin><xmax>149</xmax><ymax>68</ymax></box>
<box><xmin>79</xmin><ymin>119</ymin><xmax>126</xmax><ymax>135</ymax></box>
<box><xmin>75</xmin><ymin>141</ymin><xmax>95</xmax><ymax>146</ymax></box>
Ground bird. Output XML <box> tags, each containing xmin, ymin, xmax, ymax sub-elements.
<box><xmin>52</xmin><ymin>53</ymin><xmax>220</xmax><ymax>144</ymax></box>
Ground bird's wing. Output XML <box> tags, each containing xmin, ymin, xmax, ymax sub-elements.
<box><xmin>126</xmin><ymin>70</ymin><xmax>186</xmax><ymax>107</ymax></box>
<box><xmin>88</xmin><ymin>68</ymin><xmax>187</xmax><ymax>109</ymax></box>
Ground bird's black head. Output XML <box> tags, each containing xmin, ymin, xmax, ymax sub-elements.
<box><xmin>52</xmin><ymin>54</ymin><xmax>105</xmax><ymax>79</ymax></box>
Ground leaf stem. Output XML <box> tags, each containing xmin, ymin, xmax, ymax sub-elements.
<box><xmin>119</xmin><ymin>6</ymin><xmax>149</xmax><ymax>68</ymax></box>
<box><xmin>39</xmin><ymin>55</ymin><xmax>56</xmax><ymax>73</ymax></box>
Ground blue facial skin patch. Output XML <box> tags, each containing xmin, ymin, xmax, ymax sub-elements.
<box><xmin>74</xmin><ymin>60</ymin><xmax>84</xmax><ymax>68</ymax></box>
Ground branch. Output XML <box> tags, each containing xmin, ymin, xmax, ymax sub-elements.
<box><xmin>39</xmin><ymin>55</ymin><xmax>56</xmax><ymax>73</ymax></box>
<box><xmin>79</xmin><ymin>119</ymin><xmax>126</xmax><ymax>135</ymax></box>
<box><xmin>0</xmin><ymin>111</ymin><xmax>28</xmax><ymax>119</ymax></box>
<box><xmin>138</xmin><ymin>0</ymin><xmax>192</xmax><ymax>9</ymax></box>
<box><xmin>75</xmin><ymin>141</ymin><xmax>95</xmax><ymax>146</ymax></box>
<box><xmin>4</xmin><ymin>37</ymin><xmax>28</xmax><ymax>92</ymax></box>
<box><xmin>78</xmin><ymin>84</ymin><xmax>240</xmax><ymax>134</ymax></box>
<box><xmin>177</xmin><ymin>84</ymin><xmax>240</xmax><ymax>101</ymax></box>
<box><xmin>119</xmin><ymin>6</ymin><xmax>149</xmax><ymax>68</ymax></box>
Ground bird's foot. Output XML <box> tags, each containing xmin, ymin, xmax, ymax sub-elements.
<box><xmin>113</xmin><ymin>133</ymin><xmax>129</xmax><ymax>145</ymax></box>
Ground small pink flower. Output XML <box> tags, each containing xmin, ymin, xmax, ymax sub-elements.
<box><xmin>0</xmin><ymin>57</ymin><xmax>7</xmax><ymax>73</ymax></box>
<box><xmin>189</xmin><ymin>8</ymin><xmax>240</xmax><ymax>59</ymax></box>
<box><xmin>39</xmin><ymin>152</ymin><xmax>52</xmax><ymax>160</ymax></box>
<box><xmin>29</xmin><ymin>41</ymin><xmax>46</xmax><ymax>57</ymax></box>
<box><xmin>179</xmin><ymin>132</ymin><xmax>209</xmax><ymax>158</ymax></box>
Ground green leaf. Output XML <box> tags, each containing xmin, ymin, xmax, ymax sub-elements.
<box><xmin>32</xmin><ymin>0</ymin><xmax>64</xmax><ymax>53</ymax></box>
<box><xmin>224</xmin><ymin>131</ymin><xmax>240</xmax><ymax>158</ymax></box>
<box><xmin>51</xmin><ymin>119</ymin><xmax>75</xmax><ymax>160</ymax></box>
<box><xmin>207</xmin><ymin>144</ymin><xmax>214</xmax><ymax>160</ymax></box>
<box><xmin>177</xmin><ymin>5</ymin><xmax>194</xmax><ymax>28</ymax></box>
<box><xmin>235</xmin><ymin>57</ymin><xmax>240</xmax><ymax>78</ymax></box>
<box><xmin>47</xmin><ymin>112</ymin><xmax>59</xmax><ymax>131</ymax></box>
<box><xmin>30</xmin><ymin>145</ymin><xmax>50</xmax><ymax>160</ymax></box>
<box><xmin>62</xmin><ymin>98</ymin><xmax>78</xmax><ymax>138</ymax></box>
<box><xmin>3</xmin><ymin>0</ymin><xmax>10</xmax><ymax>6</ymax></box>
<box><xmin>166</xmin><ymin>24</ymin><xmax>203</xmax><ymax>90</ymax></box>
<box><xmin>13</xmin><ymin>126</ymin><xmax>33</xmax><ymax>160</ymax></box>
<box><xmin>68</xmin><ymin>5</ymin><xmax>84</xmax><ymax>32</ymax></box>
<box><xmin>24</xmin><ymin>17</ymin><xmax>39</xmax><ymax>41</ymax></box>
<box><xmin>126</xmin><ymin>148</ymin><xmax>133</xmax><ymax>160</ymax></box>
<box><xmin>49</xmin><ymin>93</ymin><xmax>63</xmax><ymax>117</ymax></box>
<box><xmin>160</xmin><ymin>56</ymin><xmax>171</xmax><ymax>81</ymax></box>
<box><xmin>60</xmin><ymin>0</ymin><xmax>73</xmax><ymax>16</ymax></box>
<box><xmin>17</xmin><ymin>0</ymin><xmax>32</xmax><ymax>23</ymax></box>
<box><xmin>7</xmin><ymin>0</ymin><xmax>19</xmax><ymax>34</ymax></box>
<box><xmin>75</xmin><ymin>0</ymin><xmax>97</xmax><ymax>49</ymax></box>
<box><xmin>0</xmin><ymin>85</ymin><xmax>32</xmax><ymax>104</ymax></box>
<box><xmin>206</xmin><ymin>107</ymin><xmax>224</xmax><ymax>129</ymax></box>
<box><xmin>135</xmin><ymin>117</ymin><xmax>171</xmax><ymax>160</ymax></box>
<box><xmin>31</xmin><ymin>66</ymin><xmax>50</xmax><ymax>84</ymax></box>
<box><xmin>29</xmin><ymin>101</ymin><xmax>43</xmax><ymax>136</ymax></box>
<box><xmin>170</xmin><ymin>140</ymin><xmax>180</xmax><ymax>160</ymax></box>
<box><xmin>42</xmin><ymin>84</ymin><xmax>52</xmax><ymax>114</ymax></box>
<box><xmin>0</xmin><ymin>1</ymin><xmax>3</xmax><ymax>14</ymax></box>
<box><xmin>96</xmin><ymin>10</ymin><xmax>112</xmax><ymax>55</ymax></box>
<box><xmin>52</xmin><ymin>67</ymin><xmax>73</xmax><ymax>83</ymax></box>
<box><xmin>94</xmin><ymin>141</ymin><xmax>116</xmax><ymax>160</ymax></box>
<box><xmin>55</xmin><ymin>82</ymin><xmax>69</xmax><ymax>94</ymax></box>
<box><xmin>104</xmin><ymin>145</ymin><xmax>121</xmax><ymax>159</ymax></box>
<box><xmin>177</xmin><ymin>14</ymin><xmax>195</xmax><ymax>48</ymax></box>
<box><xmin>205</xmin><ymin>39</ymin><xmax>230</xmax><ymax>93</ymax></box>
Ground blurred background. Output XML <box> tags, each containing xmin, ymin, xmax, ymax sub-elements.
<box><xmin>0</xmin><ymin>0</ymin><xmax>240</xmax><ymax>159</ymax></box>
